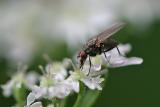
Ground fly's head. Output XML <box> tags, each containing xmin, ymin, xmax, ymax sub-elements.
<box><xmin>77</xmin><ymin>50</ymin><xmax>88</xmax><ymax>68</ymax></box>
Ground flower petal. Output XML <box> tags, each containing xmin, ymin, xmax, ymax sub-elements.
<box><xmin>65</xmin><ymin>78</ymin><xmax>80</xmax><ymax>93</ymax></box>
<box><xmin>32</xmin><ymin>86</ymin><xmax>47</xmax><ymax>99</ymax></box>
<box><xmin>81</xmin><ymin>76</ymin><xmax>104</xmax><ymax>90</ymax></box>
<box><xmin>117</xmin><ymin>44</ymin><xmax>132</xmax><ymax>55</ymax></box>
<box><xmin>45</xmin><ymin>63</ymin><xmax>67</xmax><ymax>82</ymax></box>
<box><xmin>30</xmin><ymin>102</ymin><xmax>43</xmax><ymax>107</ymax></box>
<box><xmin>48</xmin><ymin>84</ymin><xmax>71</xmax><ymax>99</ymax></box>
<box><xmin>27</xmin><ymin>93</ymin><xmax>36</xmax><ymax>106</ymax></box>
<box><xmin>107</xmin><ymin>44</ymin><xmax>132</xmax><ymax>56</ymax></box>
<box><xmin>1</xmin><ymin>80</ymin><xmax>14</xmax><ymax>97</ymax></box>
<box><xmin>108</xmin><ymin>57</ymin><xmax>143</xmax><ymax>68</ymax></box>
<box><xmin>25</xmin><ymin>72</ymin><xmax>39</xmax><ymax>89</ymax></box>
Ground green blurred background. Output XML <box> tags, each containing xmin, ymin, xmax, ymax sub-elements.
<box><xmin>0</xmin><ymin>0</ymin><xmax>160</xmax><ymax>107</ymax></box>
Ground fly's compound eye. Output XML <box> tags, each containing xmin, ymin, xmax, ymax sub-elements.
<box><xmin>77</xmin><ymin>51</ymin><xmax>85</xmax><ymax>58</ymax></box>
<box><xmin>80</xmin><ymin>51</ymin><xmax>88</xmax><ymax>58</ymax></box>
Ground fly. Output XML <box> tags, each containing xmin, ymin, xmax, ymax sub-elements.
<box><xmin>77</xmin><ymin>22</ymin><xmax>125</xmax><ymax>74</ymax></box>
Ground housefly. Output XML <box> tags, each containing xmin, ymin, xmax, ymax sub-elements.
<box><xmin>77</xmin><ymin>23</ymin><xmax>125</xmax><ymax>74</ymax></box>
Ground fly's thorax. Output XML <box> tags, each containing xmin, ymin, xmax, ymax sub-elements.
<box><xmin>85</xmin><ymin>46</ymin><xmax>100</xmax><ymax>57</ymax></box>
<box><xmin>88</xmin><ymin>51</ymin><xmax>97</xmax><ymax>57</ymax></box>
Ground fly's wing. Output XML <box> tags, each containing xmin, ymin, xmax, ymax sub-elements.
<box><xmin>85</xmin><ymin>37</ymin><xmax>97</xmax><ymax>47</ymax></box>
<box><xmin>97</xmin><ymin>22</ymin><xmax>125</xmax><ymax>42</ymax></box>
<box><xmin>84</xmin><ymin>22</ymin><xmax>125</xmax><ymax>49</ymax></box>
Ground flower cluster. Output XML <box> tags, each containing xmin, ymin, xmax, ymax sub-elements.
<box><xmin>1</xmin><ymin>43</ymin><xmax>143</xmax><ymax>107</ymax></box>
<box><xmin>26</xmin><ymin>60</ymin><xmax>105</xmax><ymax>106</ymax></box>
<box><xmin>26</xmin><ymin>43</ymin><xmax>143</xmax><ymax>107</ymax></box>
<box><xmin>1</xmin><ymin>65</ymin><xmax>39</xmax><ymax>97</ymax></box>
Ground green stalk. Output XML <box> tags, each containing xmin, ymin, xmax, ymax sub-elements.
<box><xmin>73</xmin><ymin>82</ymin><xmax>86</xmax><ymax>107</ymax></box>
<box><xmin>13</xmin><ymin>84</ymin><xmax>27</xmax><ymax>107</ymax></box>
<box><xmin>80</xmin><ymin>90</ymin><xmax>101</xmax><ymax>107</ymax></box>
<box><xmin>80</xmin><ymin>71</ymin><xmax>108</xmax><ymax>107</ymax></box>
<box><xmin>52</xmin><ymin>98</ymin><xmax>60</xmax><ymax>107</ymax></box>
<box><xmin>59</xmin><ymin>98</ymin><xmax>67</xmax><ymax>107</ymax></box>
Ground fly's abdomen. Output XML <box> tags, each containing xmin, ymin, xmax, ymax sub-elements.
<box><xmin>102</xmin><ymin>38</ymin><xmax>118</xmax><ymax>52</ymax></box>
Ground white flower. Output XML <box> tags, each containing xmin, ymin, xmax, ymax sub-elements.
<box><xmin>80</xmin><ymin>44</ymin><xmax>143</xmax><ymax>68</ymax></box>
<box><xmin>27</xmin><ymin>61</ymin><xmax>80</xmax><ymax>104</ymax></box>
<box><xmin>1</xmin><ymin>80</ymin><xmax>14</xmax><ymax>97</ymax></box>
<box><xmin>1</xmin><ymin>67</ymin><xmax>39</xmax><ymax>97</ymax></box>
<box><xmin>74</xmin><ymin>43</ymin><xmax>143</xmax><ymax>91</ymax></box>
<box><xmin>26</xmin><ymin>45</ymin><xmax>143</xmax><ymax>106</ymax></box>
<box><xmin>69</xmin><ymin>68</ymin><xmax>105</xmax><ymax>91</ymax></box>
<box><xmin>29</xmin><ymin>102</ymin><xmax>43</xmax><ymax>107</ymax></box>
<box><xmin>25</xmin><ymin>72</ymin><xmax>40</xmax><ymax>89</ymax></box>
<box><xmin>27</xmin><ymin>92</ymin><xmax>53</xmax><ymax>107</ymax></box>
<box><xmin>81</xmin><ymin>75</ymin><xmax>104</xmax><ymax>90</ymax></box>
<box><xmin>27</xmin><ymin>80</ymin><xmax>79</xmax><ymax>105</ymax></box>
<box><xmin>63</xmin><ymin>77</ymin><xmax>79</xmax><ymax>93</ymax></box>
<box><xmin>27</xmin><ymin>93</ymin><xmax>37</xmax><ymax>106</ymax></box>
<box><xmin>45</xmin><ymin>62</ymin><xmax>67</xmax><ymax>82</ymax></box>
<box><xmin>30</xmin><ymin>78</ymin><xmax>79</xmax><ymax>100</ymax></box>
<box><xmin>103</xmin><ymin>44</ymin><xmax>143</xmax><ymax>67</ymax></box>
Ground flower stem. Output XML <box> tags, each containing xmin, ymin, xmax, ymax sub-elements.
<box><xmin>73</xmin><ymin>82</ymin><xmax>86</xmax><ymax>107</ymax></box>
<box><xmin>79</xmin><ymin>90</ymin><xmax>101</xmax><ymax>107</ymax></box>
<box><xmin>52</xmin><ymin>98</ymin><xmax>59</xmax><ymax>107</ymax></box>
<box><xmin>13</xmin><ymin>84</ymin><xmax>26</xmax><ymax>107</ymax></box>
<box><xmin>59</xmin><ymin>98</ymin><xmax>67</xmax><ymax>107</ymax></box>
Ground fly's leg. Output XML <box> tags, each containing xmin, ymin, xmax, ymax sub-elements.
<box><xmin>80</xmin><ymin>60</ymin><xmax>85</xmax><ymax>70</ymax></box>
<box><xmin>80</xmin><ymin>65</ymin><xmax>83</xmax><ymax>70</ymax></box>
<box><xmin>103</xmin><ymin>52</ymin><xmax>110</xmax><ymax>64</ymax></box>
<box><xmin>79</xmin><ymin>60</ymin><xmax>84</xmax><ymax>70</ymax></box>
<box><xmin>79</xmin><ymin>55</ymin><xmax>87</xmax><ymax>71</ymax></box>
<box><xmin>116</xmin><ymin>46</ymin><xmax>122</xmax><ymax>56</ymax></box>
<box><xmin>87</xmin><ymin>56</ymin><xmax>92</xmax><ymax>76</ymax></box>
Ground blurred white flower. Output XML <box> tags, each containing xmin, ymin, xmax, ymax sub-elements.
<box><xmin>1</xmin><ymin>66</ymin><xmax>39</xmax><ymax>97</ymax></box>
<box><xmin>0</xmin><ymin>0</ymin><xmax>156</xmax><ymax>64</ymax></box>
<box><xmin>47</xmin><ymin>104</ymin><xmax>54</xmax><ymax>107</ymax></box>
<box><xmin>1</xmin><ymin>79</ymin><xmax>14</xmax><ymax>97</ymax></box>
<box><xmin>25</xmin><ymin>72</ymin><xmax>40</xmax><ymax>89</ymax></box>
